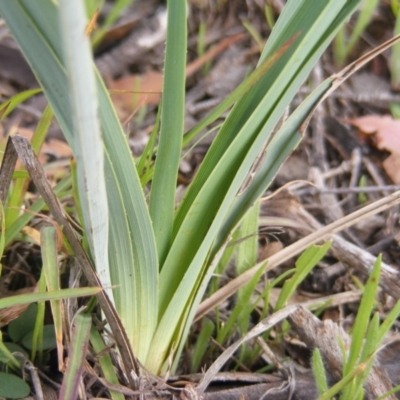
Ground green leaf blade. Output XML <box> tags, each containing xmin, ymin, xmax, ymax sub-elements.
<box><xmin>59</xmin><ymin>0</ymin><xmax>110</xmax><ymax>297</ymax></box>
<box><xmin>150</xmin><ymin>0</ymin><xmax>187</xmax><ymax>265</ymax></box>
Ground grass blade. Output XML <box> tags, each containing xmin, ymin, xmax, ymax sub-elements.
<box><xmin>41</xmin><ymin>226</ymin><xmax>64</xmax><ymax>371</ymax></box>
<box><xmin>59</xmin><ymin>0</ymin><xmax>110</xmax><ymax>299</ymax></box>
<box><xmin>312</xmin><ymin>348</ymin><xmax>329</xmax><ymax>395</ymax></box>
<box><xmin>30</xmin><ymin>268</ymin><xmax>46</xmax><ymax>362</ymax></box>
<box><xmin>343</xmin><ymin>255</ymin><xmax>381</xmax><ymax>377</ymax></box>
<box><xmin>0</xmin><ymin>89</ymin><xmax>42</xmax><ymax>121</ymax></box>
<box><xmin>4</xmin><ymin>176</ymin><xmax>72</xmax><ymax>248</ymax></box>
<box><xmin>59</xmin><ymin>313</ymin><xmax>92</xmax><ymax>400</ymax></box>
<box><xmin>5</xmin><ymin>105</ymin><xmax>53</xmax><ymax>229</ymax></box>
<box><xmin>0</xmin><ymin>287</ymin><xmax>101</xmax><ymax>309</ymax></box>
<box><xmin>90</xmin><ymin>327</ymin><xmax>125</xmax><ymax>400</ymax></box>
<box><xmin>274</xmin><ymin>241</ymin><xmax>332</xmax><ymax>311</ymax></box>
<box><xmin>149</xmin><ymin>0</ymin><xmax>186</xmax><ymax>264</ymax></box>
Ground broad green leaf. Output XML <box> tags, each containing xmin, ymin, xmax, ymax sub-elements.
<box><xmin>0</xmin><ymin>372</ymin><xmax>30</xmax><ymax>399</ymax></box>
<box><xmin>8</xmin><ymin>303</ymin><xmax>38</xmax><ymax>343</ymax></box>
<box><xmin>22</xmin><ymin>325</ymin><xmax>56</xmax><ymax>351</ymax></box>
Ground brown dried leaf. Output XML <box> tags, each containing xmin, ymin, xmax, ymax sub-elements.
<box><xmin>345</xmin><ymin>114</ymin><xmax>400</xmax><ymax>183</ymax></box>
<box><xmin>0</xmin><ymin>285</ymin><xmax>38</xmax><ymax>327</ymax></box>
<box><xmin>109</xmin><ymin>70</ymin><xmax>163</xmax><ymax>116</ymax></box>
<box><xmin>108</xmin><ymin>33</ymin><xmax>246</xmax><ymax>117</ymax></box>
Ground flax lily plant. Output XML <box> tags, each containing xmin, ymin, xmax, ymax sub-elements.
<box><xmin>0</xmin><ymin>0</ymin><xmax>363</xmax><ymax>375</ymax></box>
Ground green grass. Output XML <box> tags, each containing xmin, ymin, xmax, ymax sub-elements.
<box><xmin>4</xmin><ymin>1</ymin><xmax>399</xmax><ymax>396</ymax></box>
<box><xmin>313</xmin><ymin>256</ymin><xmax>400</xmax><ymax>399</ymax></box>
<box><xmin>334</xmin><ymin>0</ymin><xmax>380</xmax><ymax>66</ymax></box>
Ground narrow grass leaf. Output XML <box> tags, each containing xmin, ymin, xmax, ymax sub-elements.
<box><xmin>182</xmin><ymin>36</ymin><xmax>298</xmax><ymax>148</ymax></box>
<box><xmin>196</xmin><ymin>304</ymin><xmax>299</xmax><ymax>395</ymax></box>
<box><xmin>335</xmin><ymin>0</ymin><xmax>380</xmax><ymax>66</ymax></box>
<box><xmin>377</xmin><ymin>298</ymin><xmax>400</xmax><ymax>344</ymax></box>
<box><xmin>191</xmin><ymin>320</ymin><xmax>214</xmax><ymax>373</ymax></box>
<box><xmin>0</xmin><ymin>336</ymin><xmax>20</xmax><ymax>370</ymax></box>
<box><xmin>168</xmin><ymin>238</ymin><xmax>232</xmax><ymax>373</ymax></box>
<box><xmin>275</xmin><ymin>241</ymin><xmax>331</xmax><ymax>311</ymax></box>
<box><xmin>41</xmin><ymin>226</ymin><xmax>64</xmax><ymax>371</ymax></box>
<box><xmin>137</xmin><ymin>105</ymin><xmax>161</xmax><ymax>184</ymax></box>
<box><xmin>59</xmin><ymin>313</ymin><xmax>92</xmax><ymax>400</ymax></box>
<box><xmin>360</xmin><ymin>312</ymin><xmax>379</xmax><ymax>362</ymax></box>
<box><xmin>4</xmin><ymin>176</ymin><xmax>72</xmax><ymax>248</ymax></box>
<box><xmin>91</xmin><ymin>0</ymin><xmax>131</xmax><ymax>48</ymax></box>
<box><xmin>150</xmin><ymin>0</ymin><xmax>186</xmax><ymax>264</ymax></box>
<box><xmin>0</xmin><ymin>202</ymin><xmax>5</xmax><ymax>276</ymax></box>
<box><xmin>0</xmin><ymin>89</ymin><xmax>42</xmax><ymax>121</ymax></box>
<box><xmin>236</xmin><ymin>202</ymin><xmax>259</xmax><ymax>278</ymax></box>
<box><xmin>312</xmin><ymin>348</ymin><xmax>329</xmax><ymax>395</ymax></box>
<box><xmin>392</xmin><ymin>14</ymin><xmax>400</xmax><ymax>89</ymax></box>
<box><xmin>0</xmin><ymin>287</ymin><xmax>101</xmax><ymax>309</ymax></box>
<box><xmin>343</xmin><ymin>255</ymin><xmax>381</xmax><ymax>377</ymax></box>
<box><xmin>346</xmin><ymin>312</ymin><xmax>380</xmax><ymax>398</ymax></box>
<box><xmin>209</xmin><ymin>231</ymin><xmax>240</xmax><ymax>335</ymax></box>
<box><xmin>90</xmin><ymin>327</ymin><xmax>124</xmax><ymax>400</ymax></box>
<box><xmin>30</xmin><ymin>268</ymin><xmax>46</xmax><ymax>362</ymax></box>
<box><xmin>376</xmin><ymin>385</ymin><xmax>400</xmax><ymax>400</ymax></box>
<box><xmin>317</xmin><ymin>363</ymin><xmax>367</xmax><ymax>400</ymax></box>
<box><xmin>6</xmin><ymin>105</ymin><xmax>53</xmax><ymax>229</ymax></box>
<box><xmin>216</xmin><ymin>262</ymin><xmax>266</xmax><ymax>345</ymax></box>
